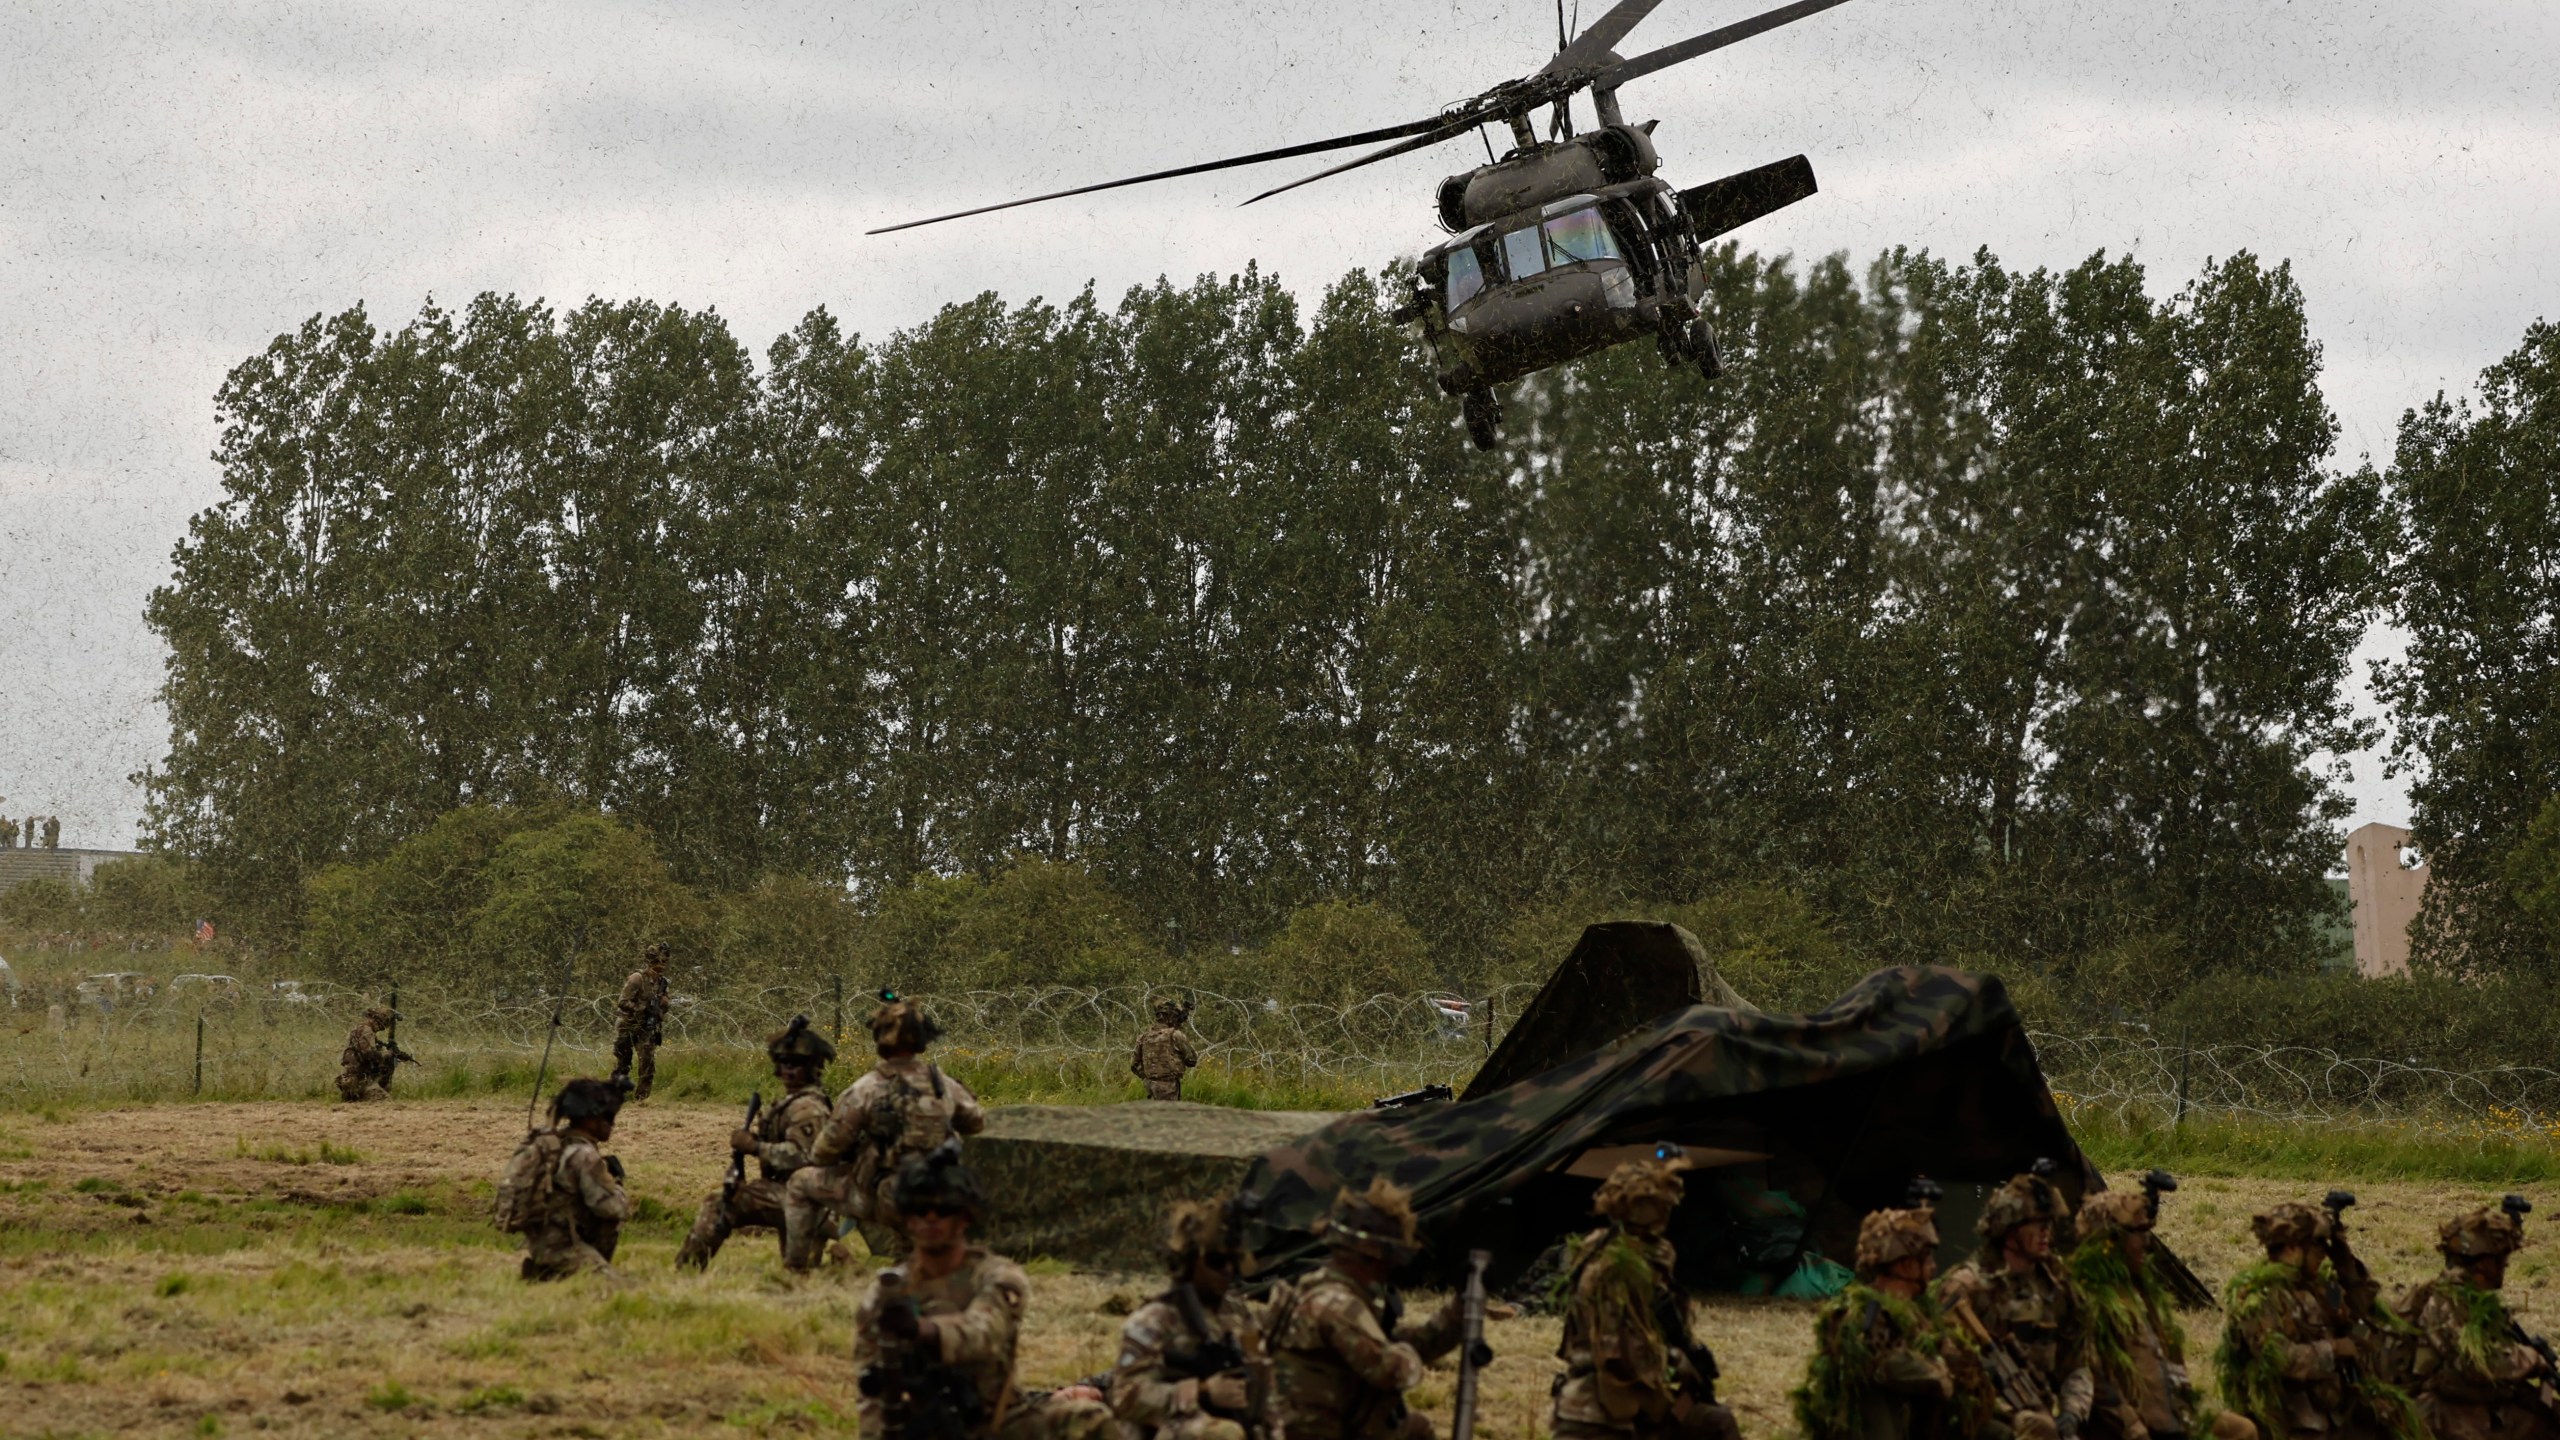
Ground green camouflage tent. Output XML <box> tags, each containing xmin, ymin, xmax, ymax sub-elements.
<box><xmin>1460</xmin><ymin>920</ymin><xmax>1752</xmax><ymax>1101</ymax></box>
<box><xmin>1241</xmin><ymin>966</ymin><xmax>2095</xmax><ymax>1292</ymax></box>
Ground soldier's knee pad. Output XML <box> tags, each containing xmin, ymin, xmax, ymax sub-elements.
<box><xmin>2208</xmin><ymin>1414</ymin><xmax>2260</xmax><ymax>1440</ymax></box>
<box><xmin>2013</xmin><ymin>1412</ymin><xmax>2061</xmax><ymax>1440</ymax></box>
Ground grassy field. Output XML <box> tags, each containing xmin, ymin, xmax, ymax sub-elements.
<box><xmin>5</xmin><ymin>1096</ymin><xmax>2560</xmax><ymax>1440</ymax></box>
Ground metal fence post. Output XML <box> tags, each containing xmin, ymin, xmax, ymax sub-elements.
<box><xmin>832</xmin><ymin>974</ymin><xmax>844</xmax><ymax>1046</ymax></box>
<box><xmin>194</xmin><ymin>1013</ymin><xmax>204</xmax><ymax>1096</ymax></box>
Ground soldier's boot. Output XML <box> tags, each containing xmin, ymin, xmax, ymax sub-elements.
<box><xmin>994</xmin><ymin>1392</ymin><xmax>1116</xmax><ymax>1440</ymax></box>
<box><xmin>2208</xmin><ymin>1414</ymin><xmax>2260</xmax><ymax>1440</ymax></box>
<box><xmin>675</xmin><ymin>1191</ymin><xmax>732</xmax><ymax>1271</ymax></box>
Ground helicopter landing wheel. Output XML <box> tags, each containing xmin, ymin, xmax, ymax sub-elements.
<box><xmin>1687</xmin><ymin>318</ymin><xmax>1723</xmax><ymax>381</ymax></box>
<box><xmin>1462</xmin><ymin>388</ymin><xmax>1501</xmax><ymax>450</ymax></box>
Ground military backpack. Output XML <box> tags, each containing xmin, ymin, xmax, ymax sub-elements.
<box><xmin>492</xmin><ymin>1128</ymin><xmax>565</xmax><ymax>1233</ymax></box>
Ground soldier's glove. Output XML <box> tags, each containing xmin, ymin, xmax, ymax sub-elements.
<box><xmin>603</xmin><ymin>1155</ymin><xmax>626</xmax><ymax>1182</ymax></box>
<box><xmin>878</xmin><ymin>1295</ymin><xmax>923</xmax><ymax>1342</ymax></box>
<box><xmin>730</xmin><ymin>1128</ymin><xmax>758</xmax><ymax>1155</ymax></box>
<box><xmin>1203</xmin><ymin>1376</ymin><xmax>1250</xmax><ymax>1413</ymax></box>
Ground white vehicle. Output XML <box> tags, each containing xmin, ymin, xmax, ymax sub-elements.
<box><xmin>268</xmin><ymin>979</ymin><xmax>321</xmax><ymax>1004</ymax></box>
<box><xmin>0</xmin><ymin>956</ymin><xmax>17</xmax><ymax>1005</ymax></box>
<box><xmin>75</xmin><ymin>972</ymin><xmax>155</xmax><ymax>1007</ymax></box>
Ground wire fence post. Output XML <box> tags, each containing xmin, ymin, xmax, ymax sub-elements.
<box><xmin>2173</xmin><ymin>1027</ymin><xmax>2193</xmax><ymax>1132</ymax></box>
<box><xmin>832</xmin><ymin>974</ymin><xmax>844</xmax><ymax>1048</ymax></box>
<box><xmin>193</xmin><ymin>1013</ymin><xmax>204</xmax><ymax>1096</ymax></box>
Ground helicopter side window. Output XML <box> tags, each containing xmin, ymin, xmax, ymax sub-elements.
<box><xmin>1543</xmin><ymin>206</ymin><xmax>1624</xmax><ymax>264</ymax></box>
<box><xmin>1502</xmin><ymin>225</ymin><xmax>1548</xmax><ymax>281</ymax></box>
<box><xmin>1446</xmin><ymin>246</ymin><xmax>1486</xmax><ymax>308</ymax></box>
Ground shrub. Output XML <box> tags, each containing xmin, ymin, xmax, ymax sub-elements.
<box><xmin>85</xmin><ymin>855</ymin><xmax>215</xmax><ymax>936</ymax></box>
<box><xmin>1485</xmin><ymin>884</ymin><xmax>1862</xmax><ymax>1011</ymax></box>
<box><xmin>1251</xmin><ymin>899</ymin><xmax>1434</xmax><ymax>1004</ymax></box>
<box><xmin>853</xmin><ymin>855</ymin><xmax>1164</xmax><ymax>992</ymax></box>
<box><xmin>711</xmin><ymin>874</ymin><xmax>859</xmax><ymax>985</ymax></box>
<box><xmin>0</xmin><ymin>876</ymin><xmax>82</xmax><ymax>931</ymax></box>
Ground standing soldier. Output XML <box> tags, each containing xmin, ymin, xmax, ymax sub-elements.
<box><xmin>611</xmin><ymin>943</ymin><xmax>672</xmax><ymax>1101</ymax></box>
<box><xmin>853</xmin><ymin>1142</ymin><xmax>1112</xmax><ymax>1440</ymax></box>
<box><xmin>1113</xmin><ymin>1198</ymin><xmax>1273</xmax><ymax>1440</ymax></box>
<box><xmin>2071</xmin><ymin>1182</ymin><xmax>2256</xmax><ymax>1440</ymax></box>
<box><xmin>1552</xmin><ymin>1148</ymin><xmax>1740</xmax><ymax>1440</ymax></box>
<box><xmin>2397</xmin><ymin>1199</ymin><xmax>2557</xmax><ymax>1440</ymax></box>
<box><xmin>1936</xmin><ymin>1169</ymin><xmax>2095</xmax><ymax>1440</ymax></box>
<box><xmin>1793</xmin><ymin>1191</ymin><xmax>1958</xmax><ymax>1440</ymax></box>
<box><xmin>336</xmin><ymin>1005</ymin><xmax>404</xmax><ymax>1102</ymax></box>
<box><xmin>2216</xmin><ymin>1202</ymin><xmax>2421</xmax><ymax>1440</ymax></box>
<box><xmin>1133</xmin><ymin>999</ymin><xmax>1201</xmax><ymax>1101</ymax></box>
<box><xmin>1265</xmin><ymin>1178</ymin><xmax>1471</xmax><ymax>1440</ymax></box>
<box><xmin>784</xmin><ymin>991</ymin><xmax>986</xmax><ymax>1269</ymax></box>
<box><xmin>676</xmin><ymin>1015</ymin><xmax>837</xmax><ymax>1271</ymax></box>
<box><xmin>494</xmin><ymin>1077</ymin><xmax>633</xmax><ymax>1281</ymax></box>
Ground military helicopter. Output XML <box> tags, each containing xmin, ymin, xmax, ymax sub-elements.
<box><xmin>872</xmin><ymin>0</ymin><xmax>1858</xmax><ymax>449</ymax></box>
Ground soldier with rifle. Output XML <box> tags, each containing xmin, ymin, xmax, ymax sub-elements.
<box><xmin>1111</xmin><ymin>1196</ymin><xmax>1275</xmax><ymax>1440</ymax></box>
<box><xmin>2215</xmin><ymin>1199</ymin><xmax>2424</xmax><ymax>1440</ymax></box>
<box><xmin>853</xmin><ymin>1141</ymin><xmax>1112</xmax><ymax>1440</ymax></box>
<box><xmin>1793</xmin><ymin>1180</ymin><xmax>1960</xmax><ymax>1440</ymax></box>
<box><xmin>336</xmin><ymin>1004</ymin><xmax>414</xmax><ymax>1102</ymax></box>
<box><xmin>611</xmin><ymin>942</ymin><xmax>673</xmax><ymax>1101</ymax></box>
<box><xmin>2070</xmin><ymin>1173</ymin><xmax>2257</xmax><ymax>1440</ymax></box>
<box><xmin>2395</xmin><ymin>1196</ymin><xmax>2558</xmax><ymax>1440</ymax></box>
<box><xmin>1551</xmin><ymin>1146</ymin><xmax>1739</xmax><ymax>1440</ymax></box>
<box><xmin>786</xmin><ymin>991</ymin><xmax>986</xmax><ymax>1268</ymax></box>
<box><xmin>1937</xmin><ymin>1165</ymin><xmax>2096</xmax><ymax>1440</ymax></box>
<box><xmin>493</xmin><ymin>1076</ymin><xmax>633</xmax><ymax>1281</ymax></box>
<box><xmin>1264</xmin><ymin>1178</ymin><xmax>1479</xmax><ymax>1440</ymax></box>
<box><xmin>1132</xmin><ymin>999</ymin><xmax>1201</xmax><ymax>1102</ymax></box>
<box><xmin>675</xmin><ymin>1015</ymin><xmax>836</xmax><ymax>1271</ymax></box>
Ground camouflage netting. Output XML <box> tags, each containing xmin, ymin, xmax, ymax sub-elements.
<box><xmin>1242</xmin><ymin>966</ymin><xmax>2099</xmax><ymax>1293</ymax></box>
<box><xmin>970</xmin><ymin>1102</ymin><xmax>1334</xmax><ymax>1272</ymax></box>
<box><xmin>1459</xmin><ymin>920</ymin><xmax>1747</xmax><ymax>1100</ymax></box>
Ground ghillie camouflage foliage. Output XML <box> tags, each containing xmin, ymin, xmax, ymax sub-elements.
<box><xmin>1790</xmin><ymin>1284</ymin><xmax>1946</xmax><ymax>1440</ymax></box>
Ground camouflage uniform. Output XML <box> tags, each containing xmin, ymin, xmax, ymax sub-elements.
<box><xmin>509</xmin><ymin>1078</ymin><xmax>633</xmax><ymax>1281</ymax></box>
<box><xmin>783</xmin><ymin>997</ymin><xmax>986</xmax><ymax>1267</ymax></box>
<box><xmin>336</xmin><ymin>1007</ymin><xmax>398</xmax><ymax>1102</ymax></box>
<box><xmin>2071</xmin><ymin>1189</ymin><xmax>2256</xmax><ymax>1440</ymax></box>
<box><xmin>1268</xmin><ymin>1180</ymin><xmax>1466</xmax><ymax>1440</ymax></box>
<box><xmin>1937</xmin><ymin>1173</ymin><xmax>2095</xmax><ymax>1440</ymax></box>
<box><xmin>1113</xmin><ymin>1201</ymin><xmax>1273</xmax><ymax>1440</ymax></box>
<box><xmin>2217</xmin><ymin>1203</ymin><xmax>2412</xmax><ymax>1440</ymax></box>
<box><xmin>1133</xmin><ymin>1001</ymin><xmax>1200</xmax><ymax>1102</ymax></box>
<box><xmin>611</xmin><ymin>946</ymin><xmax>671</xmax><ymax>1101</ymax></box>
<box><xmin>675</xmin><ymin>1018</ymin><xmax>837</xmax><ymax>1271</ymax></box>
<box><xmin>854</xmin><ymin>1146</ymin><xmax>1112</xmax><ymax>1440</ymax></box>
<box><xmin>1794</xmin><ymin>1204</ymin><xmax>1957</xmax><ymax>1440</ymax></box>
<box><xmin>2397</xmin><ymin>1207</ymin><xmax>2556</xmax><ymax>1440</ymax></box>
<box><xmin>1553</xmin><ymin>1153</ymin><xmax>1740</xmax><ymax>1440</ymax></box>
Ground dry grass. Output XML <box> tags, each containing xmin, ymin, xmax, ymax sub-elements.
<box><xmin>3</xmin><ymin>1101</ymin><xmax>2559</xmax><ymax>1439</ymax></box>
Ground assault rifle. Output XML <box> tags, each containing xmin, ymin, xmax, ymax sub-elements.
<box><xmin>1450</xmin><ymin>1249</ymin><xmax>1496</xmax><ymax>1440</ymax></box>
<box><xmin>1947</xmin><ymin>1295</ymin><xmax>2054</xmax><ymax>1416</ymax></box>
<box><xmin>2501</xmin><ymin>1197</ymin><xmax>2560</xmax><ymax>1399</ymax></box>
<box><xmin>725</xmin><ymin>1091</ymin><xmax>764</xmax><ymax>1205</ymax></box>
<box><xmin>1165</xmin><ymin>1281</ymin><xmax>1257</xmax><ymax>1433</ymax></box>
<box><xmin>645</xmin><ymin>970</ymin><xmax>671</xmax><ymax>1047</ymax></box>
<box><xmin>1370</xmin><ymin>1083</ymin><xmax>1453</xmax><ymax>1111</ymax></box>
<box><xmin>859</xmin><ymin>1271</ymin><xmax>988</xmax><ymax>1440</ymax></box>
<box><xmin>2318</xmin><ymin>1190</ymin><xmax>2382</xmax><ymax>1387</ymax></box>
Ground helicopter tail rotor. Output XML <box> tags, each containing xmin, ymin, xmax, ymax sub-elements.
<box><xmin>1680</xmin><ymin>154</ymin><xmax>1818</xmax><ymax>240</ymax></box>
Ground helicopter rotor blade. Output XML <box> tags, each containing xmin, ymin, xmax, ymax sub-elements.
<box><xmin>1537</xmin><ymin>0</ymin><xmax>1673</xmax><ymax>76</ymax></box>
<box><xmin>866</xmin><ymin>115</ymin><xmax>1452</xmax><ymax>235</ymax></box>
<box><xmin>1611</xmin><ymin>0</ymin><xmax>1860</xmax><ymax>84</ymax></box>
<box><xmin>1681</xmin><ymin>153</ymin><xmax>1817</xmax><ymax>239</ymax></box>
<box><xmin>1238</xmin><ymin>110</ymin><xmax>1491</xmax><ymax>207</ymax></box>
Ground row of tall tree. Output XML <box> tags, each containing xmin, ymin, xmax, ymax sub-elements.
<box><xmin>146</xmin><ymin>243</ymin><xmax>2394</xmax><ymax>983</ymax></box>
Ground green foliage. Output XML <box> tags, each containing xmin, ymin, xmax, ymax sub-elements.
<box><xmin>852</xmin><ymin>855</ymin><xmax>1164</xmax><ymax>992</ymax></box>
<box><xmin>2502</xmin><ymin>793</ymin><xmax>2560</xmax><ymax>952</ymax></box>
<box><xmin>710</xmin><ymin>874</ymin><xmax>858</xmax><ymax>983</ymax></box>
<box><xmin>469</xmin><ymin>812</ymin><xmax>700</xmax><ymax>988</ymax></box>
<box><xmin>2072</xmin><ymin>1112</ymin><xmax>2560</xmax><ymax>1186</ymax></box>
<box><xmin>1247</xmin><ymin>899</ymin><xmax>1434</xmax><ymax>1004</ymax></box>
<box><xmin>0</xmin><ymin>877</ymin><xmax>82</xmax><ymax>931</ymax></box>
<box><xmin>82</xmin><ymin>856</ymin><xmax>214</xmax><ymax>935</ymax></box>
<box><xmin>1486</xmin><ymin>885</ymin><xmax>1860</xmax><ymax>1010</ymax></box>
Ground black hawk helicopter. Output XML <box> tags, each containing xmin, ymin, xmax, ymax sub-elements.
<box><xmin>872</xmin><ymin>0</ymin><xmax>1858</xmax><ymax>449</ymax></box>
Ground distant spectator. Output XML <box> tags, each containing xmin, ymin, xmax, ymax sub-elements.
<box><xmin>41</xmin><ymin>816</ymin><xmax>58</xmax><ymax>849</ymax></box>
<box><xmin>0</xmin><ymin>816</ymin><xmax>15</xmax><ymax>848</ymax></box>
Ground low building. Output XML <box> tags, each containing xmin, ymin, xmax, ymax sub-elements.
<box><xmin>2344</xmin><ymin>821</ymin><xmax>2427</xmax><ymax>977</ymax></box>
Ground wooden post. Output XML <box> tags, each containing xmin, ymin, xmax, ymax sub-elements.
<box><xmin>194</xmin><ymin>1013</ymin><xmax>205</xmax><ymax>1096</ymax></box>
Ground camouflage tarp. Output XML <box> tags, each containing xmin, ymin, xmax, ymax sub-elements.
<box><xmin>1242</xmin><ymin>966</ymin><xmax>2097</xmax><ymax>1290</ymax></box>
<box><xmin>973</xmin><ymin>1102</ymin><xmax>1333</xmax><ymax>1272</ymax></box>
<box><xmin>1461</xmin><ymin>921</ymin><xmax>1752</xmax><ymax>1101</ymax></box>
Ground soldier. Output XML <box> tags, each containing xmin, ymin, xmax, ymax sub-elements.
<box><xmin>2071</xmin><ymin>1185</ymin><xmax>2257</xmax><ymax>1440</ymax></box>
<box><xmin>1937</xmin><ymin>1170</ymin><xmax>2095</xmax><ymax>1440</ymax></box>
<box><xmin>853</xmin><ymin>1142</ymin><xmax>1113</xmax><ymax>1440</ymax></box>
<box><xmin>495</xmin><ymin>1077</ymin><xmax>633</xmax><ymax>1281</ymax></box>
<box><xmin>2216</xmin><ymin>1202</ymin><xmax>2420</xmax><ymax>1440</ymax></box>
<box><xmin>783</xmin><ymin>992</ymin><xmax>987</xmax><ymax>1268</ymax></box>
<box><xmin>611</xmin><ymin>942</ymin><xmax>672</xmax><ymax>1101</ymax></box>
<box><xmin>2396</xmin><ymin>1200</ymin><xmax>2557</xmax><ymax>1440</ymax></box>
<box><xmin>336</xmin><ymin>1005</ymin><xmax>403</xmax><ymax>1102</ymax></box>
<box><xmin>41</xmin><ymin>816</ymin><xmax>58</xmax><ymax>849</ymax></box>
<box><xmin>0</xmin><ymin>815</ymin><xmax>15</xmax><ymax>848</ymax></box>
<box><xmin>1112</xmin><ymin>1198</ymin><xmax>1273</xmax><ymax>1440</ymax></box>
<box><xmin>1794</xmin><ymin>1198</ymin><xmax>1960</xmax><ymax>1440</ymax></box>
<box><xmin>675</xmin><ymin>1015</ymin><xmax>838</xmax><ymax>1271</ymax></box>
<box><xmin>1552</xmin><ymin>1148</ymin><xmax>1740</xmax><ymax>1440</ymax></box>
<box><xmin>1264</xmin><ymin>1178</ymin><xmax>1470</xmax><ymax>1440</ymax></box>
<box><xmin>1133</xmin><ymin>999</ymin><xmax>1201</xmax><ymax>1101</ymax></box>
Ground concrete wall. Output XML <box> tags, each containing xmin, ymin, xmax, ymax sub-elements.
<box><xmin>0</xmin><ymin>847</ymin><xmax>146</xmax><ymax>897</ymax></box>
<box><xmin>2345</xmin><ymin>821</ymin><xmax>2428</xmax><ymax>978</ymax></box>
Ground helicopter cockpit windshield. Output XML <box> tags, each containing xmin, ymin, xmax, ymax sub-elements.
<box><xmin>1442</xmin><ymin>200</ymin><xmax>1631</xmax><ymax>310</ymax></box>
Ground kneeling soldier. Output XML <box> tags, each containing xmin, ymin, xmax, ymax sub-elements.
<box><xmin>1266</xmin><ymin>1179</ymin><xmax>1470</xmax><ymax>1440</ymax></box>
<box><xmin>1938</xmin><ymin>1169</ymin><xmax>2095</xmax><ymax>1440</ymax></box>
<box><xmin>2398</xmin><ymin>1199</ymin><xmax>2558</xmax><ymax>1440</ymax></box>
<box><xmin>1794</xmin><ymin>1195</ymin><xmax>1958</xmax><ymax>1440</ymax></box>
<box><xmin>854</xmin><ymin>1142</ymin><xmax>1113</xmax><ymax>1440</ymax></box>
<box><xmin>676</xmin><ymin>1015</ymin><xmax>836</xmax><ymax>1271</ymax></box>
<box><xmin>2071</xmin><ymin>1183</ymin><xmax>2255</xmax><ymax>1440</ymax></box>
<box><xmin>1113</xmin><ymin>1199</ymin><xmax>1272</xmax><ymax>1440</ymax></box>
<box><xmin>1553</xmin><ymin>1148</ymin><xmax>1739</xmax><ymax>1440</ymax></box>
<box><xmin>497</xmin><ymin>1077</ymin><xmax>632</xmax><ymax>1281</ymax></box>
<box><xmin>2217</xmin><ymin>1202</ymin><xmax>2418</xmax><ymax>1440</ymax></box>
<box><xmin>787</xmin><ymin>992</ymin><xmax>986</xmax><ymax>1268</ymax></box>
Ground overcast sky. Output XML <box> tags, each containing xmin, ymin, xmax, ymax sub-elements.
<box><xmin>4</xmin><ymin>0</ymin><xmax>2553</xmax><ymax>852</ymax></box>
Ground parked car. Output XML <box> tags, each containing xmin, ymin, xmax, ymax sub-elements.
<box><xmin>75</xmin><ymin>972</ymin><xmax>156</xmax><ymax>1008</ymax></box>
<box><xmin>268</xmin><ymin>979</ymin><xmax>321</xmax><ymax>1004</ymax></box>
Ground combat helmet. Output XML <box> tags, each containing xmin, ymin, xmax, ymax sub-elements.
<box><xmin>2251</xmin><ymin>1202</ymin><xmax>2333</xmax><ymax>1252</ymax></box>
<box><xmin>1593</xmin><ymin>1145</ymin><xmax>1687</xmax><ymax>1232</ymax></box>
<box><xmin>643</xmin><ymin>941</ymin><xmax>671</xmax><ymax>966</ymax></box>
<box><xmin>765</xmin><ymin>1014</ymin><xmax>837</xmax><ymax>1069</ymax></box>
<box><xmin>1153</xmin><ymin>997</ymin><xmax>1190</xmax><ymax>1026</ymax></box>
<box><xmin>1317</xmin><ymin>1177</ymin><xmax>1420</xmax><ymax>1264</ymax></box>
<box><xmin>2439</xmin><ymin>1206</ymin><xmax>2526</xmax><ymax>1261</ymax></box>
<box><xmin>1979</xmin><ymin>1165</ymin><xmax>2070</xmax><ymax>1243</ymax></box>
<box><xmin>1856</xmin><ymin>1207</ymin><xmax>1941</xmax><ymax>1275</ymax></box>
<box><xmin>1162</xmin><ymin>1198</ymin><xmax>1243</xmax><ymax>1276</ymax></box>
<box><xmin>2078</xmin><ymin>1190</ymin><xmax>2156</xmax><ymax>1242</ymax></box>
<box><xmin>362</xmin><ymin>1004</ymin><xmax>400</xmax><ymax>1026</ymax></box>
<box><xmin>891</xmin><ymin>1139</ymin><xmax>985</xmax><ymax>1218</ymax></box>
<box><xmin>551</xmin><ymin>1076</ymin><xmax>631</xmax><ymax>1123</ymax></box>
<box><xmin>870</xmin><ymin>990</ymin><xmax>941</xmax><ymax>1055</ymax></box>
